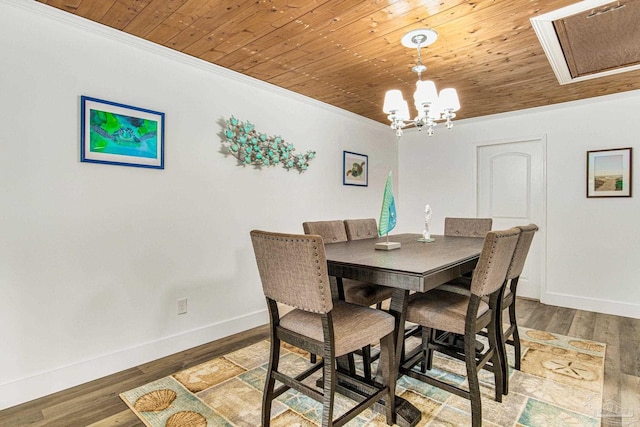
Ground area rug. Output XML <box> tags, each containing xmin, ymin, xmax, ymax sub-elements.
<box><xmin>120</xmin><ymin>327</ymin><xmax>606</xmax><ymax>426</ymax></box>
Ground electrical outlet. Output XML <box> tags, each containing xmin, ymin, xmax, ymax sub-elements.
<box><xmin>177</xmin><ymin>298</ymin><xmax>188</xmax><ymax>315</ymax></box>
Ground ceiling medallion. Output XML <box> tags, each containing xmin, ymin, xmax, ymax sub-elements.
<box><xmin>383</xmin><ymin>29</ymin><xmax>460</xmax><ymax>137</ymax></box>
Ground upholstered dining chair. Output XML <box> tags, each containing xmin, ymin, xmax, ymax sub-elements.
<box><xmin>439</xmin><ymin>217</ymin><xmax>492</xmax><ymax>286</ymax></box>
<box><xmin>400</xmin><ymin>227</ymin><xmax>520</xmax><ymax>427</ymax></box>
<box><xmin>444</xmin><ymin>217</ymin><xmax>492</xmax><ymax>283</ymax></box>
<box><xmin>342</xmin><ymin>218</ymin><xmax>395</xmax><ymax>378</ymax></box>
<box><xmin>433</xmin><ymin>223</ymin><xmax>538</xmax><ymax>394</ymax></box>
<box><xmin>430</xmin><ymin>217</ymin><xmax>494</xmax><ymax>354</ymax></box>
<box><xmin>497</xmin><ymin>223</ymin><xmax>538</xmax><ymax>392</ymax></box>
<box><xmin>303</xmin><ymin>220</ymin><xmax>393</xmax><ymax>308</ymax></box>
<box><xmin>344</xmin><ymin>218</ymin><xmax>379</xmax><ymax>240</ymax></box>
<box><xmin>444</xmin><ymin>217</ymin><xmax>493</xmax><ymax>237</ymax></box>
<box><xmin>250</xmin><ymin>230</ymin><xmax>396</xmax><ymax>427</ymax></box>
<box><xmin>303</xmin><ymin>220</ymin><xmax>392</xmax><ymax>379</ymax></box>
<box><xmin>342</xmin><ymin>218</ymin><xmax>394</xmax><ymax>308</ymax></box>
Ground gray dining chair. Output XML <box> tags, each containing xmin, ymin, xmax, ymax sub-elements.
<box><xmin>433</xmin><ymin>223</ymin><xmax>538</xmax><ymax>394</ymax></box>
<box><xmin>250</xmin><ymin>230</ymin><xmax>396</xmax><ymax>427</ymax></box>
<box><xmin>443</xmin><ymin>217</ymin><xmax>492</xmax><ymax>282</ymax></box>
<box><xmin>440</xmin><ymin>217</ymin><xmax>491</xmax><ymax>285</ymax></box>
<box><xmin>342</xmin><ymin>218</ymin><xmax>394</xmax><ymax>308</ymax></box>
<box><xmin>342</xmin><ymin>218</ymin><xmax>395</xmax><ymax>378</ymax></box>
<box><xmin>401</xmin><ymin>227</ymin><xmax>520</xmax><ymax>427</ymax></box>
<box><xmin>431</xmin><ymin>217</ymin><xmax>494</xmax><ymax>351</ymax></box>
<box><xmin>498</xmin><ymin>223</ymin><xmax>538</xmax><ymax>391</ymax></box>
<box><xmin>344</xmin><ymin>218</ymin><xmax>379</xmax><ymax>240</ymax></box>
<box><xmin>303</xmin><ymin>220</ymin><xmax>392</xmax><ymax>380</ymax></box>
<box><xmin>444</xmin><ymin>217</ymin><xmax>493</xmax><ymax>237</ymax></box>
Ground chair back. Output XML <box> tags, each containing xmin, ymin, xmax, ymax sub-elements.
<box><xmin>344</xmin><ymin>218</ymin><xmax>378</xmax><ymax>240</ymax></box>
<box><xmin>470</xmin><ymin>228</ymin><xmax>520</xmax><ymax>297</ymax></box>
<box><xmin>302</xmin><ymin>220</ymin><xmax>347</xmax><ymax>243</ymax></box>
<box><xmin>444</xmin><ymin>217</ymin><xmax>493</xmax><ymax>237</ymax></box>
<box><xmin>250</xmin><ymin>230</ymin><xmax>333</xmax><ymax>314</ymax></box>
<box><xmin>506</xmin><ymin>224</ymin><xmax>538</xmax><ymax>280</ymax></box>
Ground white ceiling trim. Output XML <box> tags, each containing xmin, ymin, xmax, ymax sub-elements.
<box><xmin>531</xmin><ymin>0</ymin><xmax>640</xmax><ymax>84</ymax></box>
<box><xmin>7</xmin><ymin>0</ymin><xmax>387</xmax><ymax>132</ymax></box>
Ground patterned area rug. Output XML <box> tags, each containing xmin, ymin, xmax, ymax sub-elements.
<box><xmin>120</xmin><ymin>327</ymin><xmax>605</xmax><ymax>426</ymax></box>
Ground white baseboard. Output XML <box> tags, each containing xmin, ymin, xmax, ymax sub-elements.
<box><xmin>0</xmin><ymin>310</ymin><xmax>268</xmax><ymax>410</ymax></box>
<box><xmin>542</xmin><ymin>291</ymin><xmax>640</xmax><ymax>319</ymax></box>
<box><xmin>5</xmin><ymin>294</ymin><xmax>635</xmax><ymax>410</ymax></box>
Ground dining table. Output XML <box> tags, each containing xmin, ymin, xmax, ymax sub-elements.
<box><xmin>323</xmin><ymin>233</ymin><xmax>485</xmax><ymax>427</ymax></box>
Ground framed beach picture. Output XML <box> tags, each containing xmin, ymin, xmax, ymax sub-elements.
<box><xmin>343</xmin><ymin>151</ymin><xmax>368</xmax><ymax>186</ymax></box>
<box><xmin>80</xmin><ymin>96</ymin><xmax>165</xmax><ymax>169</ymax></box>
<box><xmin>587</xmin><ymin>147</ymin><xmax>632</xmax><ymax>197</ymax></box>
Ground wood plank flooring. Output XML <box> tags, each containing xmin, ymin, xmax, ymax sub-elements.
<box><xmin>1</xmin><ymin>299</ymin><xmax>638</xmax><ymax>427</ymax></box>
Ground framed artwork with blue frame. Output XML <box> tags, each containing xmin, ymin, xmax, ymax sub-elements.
<box><xmin>80</xmin><ymin>96</ymin><xmax>165</xmax><ymax>169</ymax></box>
<box><xmin>343</xmin><ymin>151</ymin><xmax>368</xmax><ymax>186</ymax></box>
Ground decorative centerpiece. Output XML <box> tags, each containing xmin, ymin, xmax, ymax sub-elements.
<box><xmin>222</xmin><ymin>116</ymin><xmax>315</xmax><ymax>172</ymax></box>
<box><xmin>418</xmin><ymin>204</ymin><xmax>435</xmax><ymax>242</ymax></box>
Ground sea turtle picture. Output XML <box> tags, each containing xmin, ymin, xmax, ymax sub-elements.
<box><xmin>346</xmin><ymin>161</ymin><xmax>366</xmax><ymax>177</ymax></box>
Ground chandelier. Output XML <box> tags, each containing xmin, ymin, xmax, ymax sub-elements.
<box><xmin>383</xmin><ymin>29</ymin><xmax>461</xmax><ymax>137</ymax></box>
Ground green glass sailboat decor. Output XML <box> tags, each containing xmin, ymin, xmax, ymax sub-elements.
<box><xmin>376</xmin><ymin>171</ymin><xmax>401</xmax><ymax>250</ymax></box>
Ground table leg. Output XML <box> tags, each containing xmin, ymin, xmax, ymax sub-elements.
<box><xmin>367</xmin><ymin>288</ymin><xmax>420</xmax><ymax>426</ymax></box>
<box><xmin>329</xmin><ymin>275</ymin><xmax>345</xmax><ymax>301</ymax></box>
<box><xmin>385</xmin><ymin>288</ymin><xmax>410</xmax><ymax>380</ymax></box>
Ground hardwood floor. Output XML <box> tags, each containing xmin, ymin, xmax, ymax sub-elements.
<box><xmin>1</xmin><ymin>300</ymin><xmax>638</xmax><ymax>427</ymax></box>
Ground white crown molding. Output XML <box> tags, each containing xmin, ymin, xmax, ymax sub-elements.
<box><xmin>455</xmin><ymin>88</ymin><xmax>640</xmax><ymax>126</ymax></box>
<box><xmin>8</xmin><ymin>0</ymin><xmax>386</xmax><ymax>131</ymax></box>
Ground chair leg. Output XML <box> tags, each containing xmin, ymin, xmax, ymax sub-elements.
<box><xmin>346</xmin><ymin>353</ymin><xmax>356</xmax><ymax>376</ymax></box>
<box><xmin>420</xmin><ymin>328</ymin><xmax>435</xmax><ymax>373</ymax></box>
<box><xmin>321</xmin><ymin>347</ymin><xmax>336</xmax><ymax>427</ymax></box>
<box><xmin>508</xmin><ymin>278</ymin><xmax>522</xmax><ymax>371</ymax></box>
<box><xmin>262</xmin><ymin>336</ymin><xmax>281</xmax><ymax>427</ymax></box>
<box><xmin>495</xmin><ymin>304</ymin><xmax>509</xmax><ymax>395</ymax></box>
<box><xmin>420</xmin><ymin>329</ymin><xmax>427</xmax><ymax>373</ymax></box>
<box><xmin>509</xmin><ymin>302</ymin><xmax>522</xmax><ymax>371</ymax></box>
<box><xmin>464</xmin><ymin>330</ymin><xmax>483</xmax><ymax>427</ymax></box>
<box><xmin>487</xmin><ymin>317</ymin><xmax>504</xmax><ymax>402</ymax></box>
<box><xmin>379</xmin><ymin>332</ymin><xmax>396</xmax><ymax>425</ymax></box>
<box><xmin>362</xmin><ymin>345</ymin><xmax>372</xmax><ymax>380</ymax></box>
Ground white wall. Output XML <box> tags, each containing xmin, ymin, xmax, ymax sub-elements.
<box><xmin>397</xmin><ymin>90</ymin><xmax>640</xmax><ymax>319</ymax></box>
<box><xmin>0</xmin><ymin>1</ymin><xmax>398</xmax><ymax>408</ymax></box>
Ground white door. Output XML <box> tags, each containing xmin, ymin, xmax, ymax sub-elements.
<box><xmin>476</xmin><ymin>137</ymin><xmax>546</xmax><ymax>300</ymax></box>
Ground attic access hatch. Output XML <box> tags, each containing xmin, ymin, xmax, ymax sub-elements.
<box><xmin>531</xmin><ymin>0</ymin><xmax>640</xmax><ymax>84</ymax></box>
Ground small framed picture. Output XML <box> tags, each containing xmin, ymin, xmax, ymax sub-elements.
<box><xmin>587</xmin><ymin>147</ymin><xmax>632</xmax><ymax>197</ymax></box>
<box><xmin>81</xmin><ymin>96</ymin><xmax>165</xmax><ymax>169</ymax></box>
<box><xmin>343</xmin><ymin>151</ymin><xmax>368</xmax><ymax>186</ymax></box>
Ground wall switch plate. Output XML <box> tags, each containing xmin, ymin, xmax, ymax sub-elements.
<box><xmin>177</xmin><ymin>298</ymin><xmax>188</xmax><ymax>315</ymax></box>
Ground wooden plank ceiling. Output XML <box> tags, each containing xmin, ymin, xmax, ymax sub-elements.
<box><xmin>36</xmin><ymin>0</ymin><xmax>640</xmax><ymax>124</ymax></box>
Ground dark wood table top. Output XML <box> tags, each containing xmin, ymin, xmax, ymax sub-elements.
<box><xmin>324</xmin><ymin>233</ymin><xmax>484</xmax><ymax>293</ymax></box>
